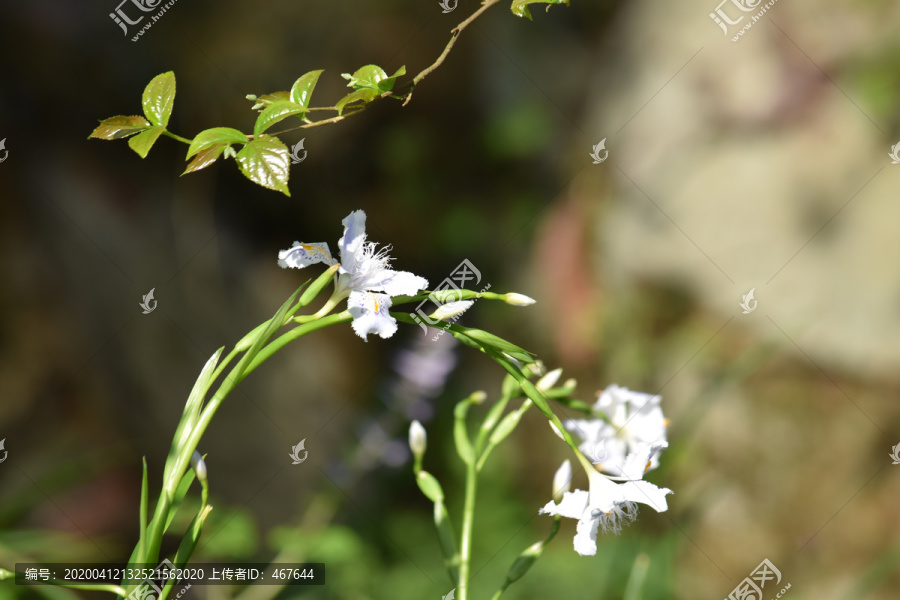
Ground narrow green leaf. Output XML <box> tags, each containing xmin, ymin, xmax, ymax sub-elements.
<box><xmin>158</xmin><ymin>504</ymin><xmax>213</xmax><ymax>599</ymax></box>
<box><xmin>231</xmin><ymin>282</ymin><xmax>307</xmax><ymax>384</ymax></box>
<box><xmin>335</xmin><ymin>88</ymin><xmax>378</xmax><ymax>116</ymax></box>
<box><xmin>164</xmin><ymin>467</ymin><xmax>197</xmax><ymax>531</ymax></box>
<box><xmin>186</xmin><ymin>127</ymin><xmax>248</xmax><ymax>159</ymax></box>
<box><xmin>290</xmin><ymin>70</ymin><xmax>324</xmax><ymax>107</ymax></box>
<box><xmin>142</xmin><ymin>71</ymin><xmax>176</xmax><ymax>127</ymax></box>
<box><xmin>88</xmin><ymin>115</ymin><xmax>150</xmax><ymax>140</ymax></box>
<box><xmin>416</xmin><ymin>471</ymin><xmax>444</xmax><ymax>503</ymax></box>
<box><xmin>138</xmin><ymin>458</ymin><xmax>149</xmax><ymax>563</ymax></box>
<box><xmin>511</xmin><ymin>0</ymin><xmax>569</xmax><ymax>20</ymax></box>
<box><xmin>127</xmin><ymin>125</ymin><xmax>165</xmax><ymax>158</ymax></box>
<box><xmin>235</xmin><ymin>136</ymin><xmax>291</xmax><ymax>196</ymax></box>
<box><xmin>254</xmin><ymin>101</ymin><xmax>308</xmax><ymax>137</ymax></box>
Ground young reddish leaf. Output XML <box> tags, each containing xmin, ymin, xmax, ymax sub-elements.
<box><xmin>290</xmin><ymin>70</ymin><xmax>324</xmax><ymax>108</ymax></box>
<box><xmin>142</xmin><ymin>71</ymin><xmax>176</xmax><ymax>127</ymax></box>
<box><xmin>88</xmin><ymin>115</ymin><xmax>150</xmax><ymax>140</ymax></box>
<box><xmin>186</xmin><ymin>127</ymin><xmax>248</xmax><ymax>159</ymax></box>
<box><xmin>253</xmin><ymin>101</ymin><xmax>308</xmax><ymax>137</ymax></box>
<box><xmin>235</xmin><ymin>136</ymin><xmax>291</xmax><ymax>196</ymax></box>
<box><xmin>183</xmin><ymin>145</ymin><xmax>227</xmax><ymax>174</ymax></box>
<box><xmin>335</xmin><ymin>88</ymin><xmax>378</xmax><ymax>116</ymax></box>
<box><xmin>127</xmin><ymin>125</ymin><xmax>166</xmax><ymax>158</ymax></box>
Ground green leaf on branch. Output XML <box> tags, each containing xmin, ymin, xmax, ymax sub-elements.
<box><xmin>88</xmin><ymin>115</ymin><xmax>150</xmax><ymax>140</ymax></box>
<box><xmin>183</xmin><ymin>127</ymin><xmax>248</xmax><ymax>174</ymax></box>
<box><xmin>254</xmin><ymin>101</ymin><xmax>309</xmax><ymax>137</ymax></box>
<box><xmin>235</xmin><ymin>136</ymin><xmax>291</xmax><ymax>196</ymax></box>
<box><xmin>127</xmin><ymin>125</ymin><xmax>166</xmax><ymax>158</ymax></box>
<box><xmin>510</xmin><ymin>0</ymin><xmax>570</xmax><ymax>20</ymax></box>
<box><xmin>335</xmin><ymin>88</ymin><xmax>379</xmax><ymax>116</ymax></box>
<box><xmin>248</xmin><ymin>90</ymin><xmax>290</xmax><ymax>111</ymax></box>
<box><xmin>290</xmin><ymin>70</ymin><xmax>325</xmax><ymax>108</ymax></box>
<box><xmin>142</xmin><ymin>71</ymin><xmax>176</xmax><ymax>127</ymax></box>
<box><xmin>341</xmin><ymin>64</ymin><xmax>406</xmax><ymax>93</ymax></box>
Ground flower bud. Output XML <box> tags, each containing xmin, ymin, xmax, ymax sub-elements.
<box><xmin>536</xmin><ymin>368</ymin><xmax>563</xmax><ymax>392</ymax></box>
<box><xmin>409</xmin><ymin>420</ymin><xmax>427</xmax><ymax>458</ymax></box>
<box><xmin>190</xmin><ymin>451</ymin><xmax>207</xmax><ymax>483</ymax></box>
<box><xmin>469</xmin><ymin>390</ymin><xmax>487</xmax><ymax>404</ymax></box>
<box><xmin>552</xmin><ymin>460</ymin><xmax>572</xmax><ymax>503</ymax></box>
<box><xmin>428</xmin><ymin>300</ymin><xmax>474</xmax><ymax>321</ymax></box>
<box><xmin>503</xmin><ymin>293</ymin><xmax>536</xmax><ymax>306</ymax></box>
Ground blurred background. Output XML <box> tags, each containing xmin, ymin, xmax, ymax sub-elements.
<box><xmin>2</xmin><ymin>0</ymin><xmax>900</xmax><ymax>598</ymax></box>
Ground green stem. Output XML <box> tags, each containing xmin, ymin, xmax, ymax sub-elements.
<box><xmin>459</xmin><ymin>456</ymin><xmax>478</xmax><ymax>600</ymax></box>
<box><xmin>141</xmin><ymin>310</ymin><xmax>351</xmax><ymax>566</ymax></box>
<box><xmin>162</xmin><ymin>130</ymin><xmax>192</xmax><ymax>144</ymax></box>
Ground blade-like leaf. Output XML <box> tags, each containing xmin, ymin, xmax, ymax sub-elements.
<box><xmin>335</xmin><ymin>88</ymin><xmax>378</xmax><ymax>116</ymax></box>
<box><xmin>290</xmin><ymin>70</ymin><xmax>324</xmax><ymax>108</ymax></box>
<box><xmin>88</xmin><ymin>115</ymin><xmax>150</xmax><ymax>140</ymax></box>
<box><xmin>158</xmin><ymin>504</ymin><xmax>213</xmax><ymax>599</ymax></box>
<box><xmin>235</xmin><ymin>136</ymin><xmax>291</xmax><ymax>196</ymax></box>
<box><xmin>138</xmin><ymin>458</ymin><xmax>149</xmax><ymax>563</ymax></box>
<box><xmin>127</xmin><ymin>125</ymin><xmax>165</xmax><ymax>158</ymax></box>
<box><xmin>186</xmin><ymin>127</ymin><xmax>248</xmax><ymax>159</ymax></box>
<box><xmin>254</xmin><ymin>101</ymin><xmax>308</xmax><ymax>137</ymax></box>
<box><xmin>510</xmin><ymin>0</ymin><xmax>569</xmax><ymax>20</ymax></box>
<box><xmin>142</xmin><ymin>71</ymin><xmax>176</xmax><ymax>127</ymax></box>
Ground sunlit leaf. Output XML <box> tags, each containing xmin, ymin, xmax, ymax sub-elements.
<box><xmin>341</xmin><ymin>64</ymin><xmax>406</xmax><ymax>93</ymax></box>
<box><xmin>88</xmin><ymin>115</ymin><xmax>150</xmax><ymax>140</ymax></box>
<box><xmin>335</xmin><ymin>88</ymin><xmax>378</xmax><ymax>116</ymax></box>
<box><xmin>253</xmin><ymin>101</ymin><xmax>308</xmax><ymax>137</ymax></box>
<box><xmin>248</xmin><ymin>90</ymin><xmax>289</xmax><ymax>111</ymax></box>
<box><xmin>510</xmin><ymin>0</ymin><xmax>569</xmax><ymax>20</ymax></box>
<box><xmin>235</xmin><ymin>136</ymin><xmax>291</xmax><ymax>196</ymax></box>
<box><xmin>142</xmin><ymin>71</ymin><xmax>176</xmax><ymax>127</ymax></box>
<box><xmin>127</xmin><ymin>125</ymin><xmax>165</xmax><ymax>158</ymax></box>
<box><xmin>186</xmin><ymin>127</ymin><xmax>247</xmax><ymax>158</ymax></box>
<box><xmin>290</xmin><ymin>70</ymin><xmax>324</xmax><ymax>108</ymax></box>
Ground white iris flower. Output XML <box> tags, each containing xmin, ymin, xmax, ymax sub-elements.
<box><xmin>278</xmin><ymin>210</ymin><xmax>428</xmax><ymax>340</ymax></box>
<box><xmin>540</xmin><ymin>442</ymin><xmax>672</xmax><ymax>556</ymax></box>
<box><xmin>564</xmin><ymin>384</ymin><xmax>667</xmax><ymax>476</ymax></box>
